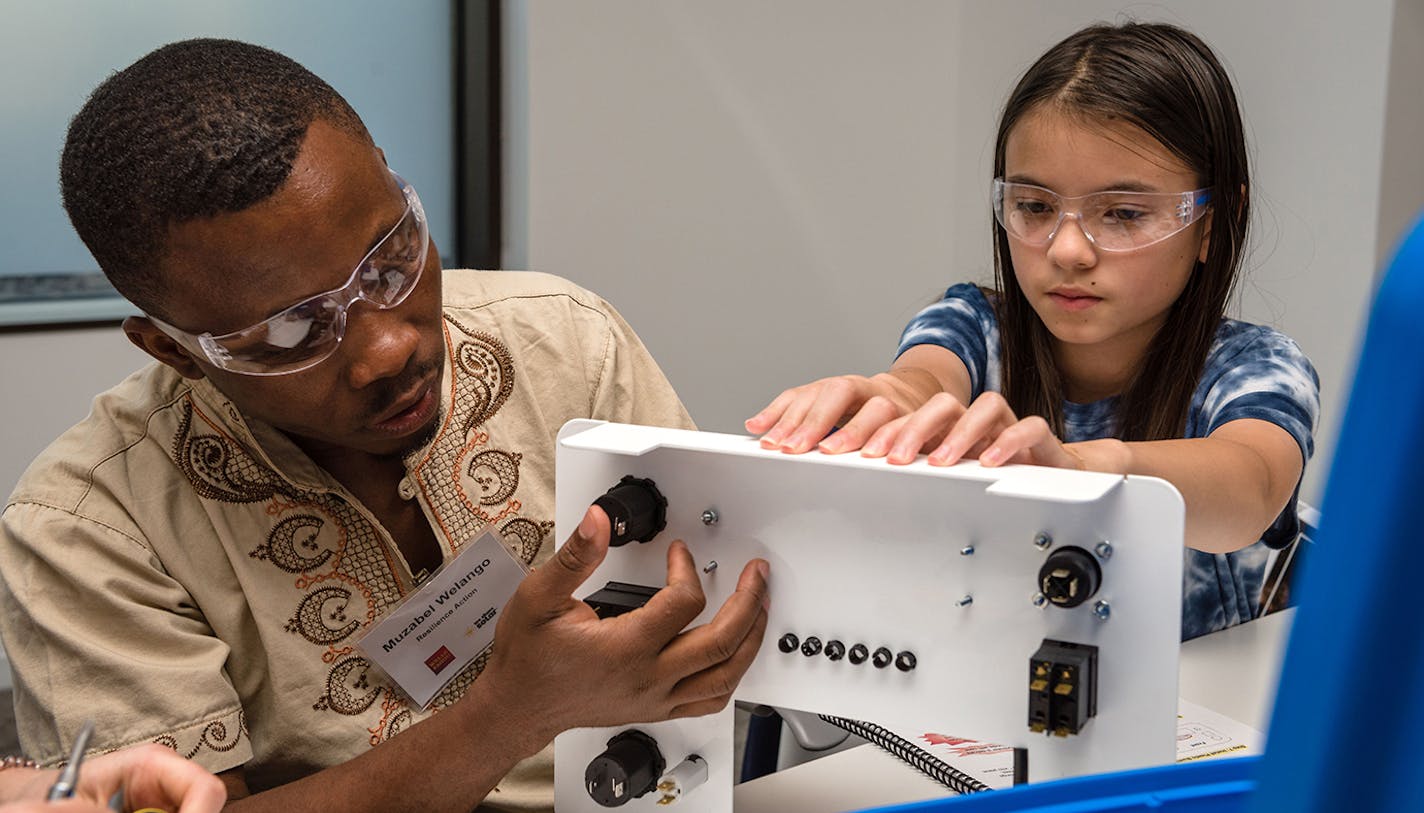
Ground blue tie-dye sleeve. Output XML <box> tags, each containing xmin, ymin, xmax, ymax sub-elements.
<box><xmin>1191</xmin><ymin>321</ymin><xmax>1320</xmax><ymax>463</ymax></box>
<box><xmin>894</xmin><ymin>283</ymin><xmax>1001</xmax><ymax>399</ymax></box>
<box><xmin>1180</xmin><ymin>321</ymin><xmax>1321</xmax><ymax>640</ymax></box>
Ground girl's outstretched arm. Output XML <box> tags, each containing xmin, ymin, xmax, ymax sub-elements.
<box><xmin>865</xmin><ymin>391</ymin><xmax>1302</xmax><ymax>554</ymax></box>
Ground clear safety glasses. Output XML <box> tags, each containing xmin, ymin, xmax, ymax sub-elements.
<box><xmin>150</xmin><ymin>170</ymin><xmax>429</xmax><ymax>376</ymax></box>
<box><xmin>992</xmin><ymin>178</ymin><xmax>1211</xmax><ymax>252</ymax></box>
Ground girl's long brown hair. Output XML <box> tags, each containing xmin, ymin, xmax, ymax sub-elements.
<box><xmin>993</xmin><ymin>23</ymin><xmax>1250</xmax><ymax>441</ymax></box>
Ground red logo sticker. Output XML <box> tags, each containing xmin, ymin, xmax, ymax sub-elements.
<box><xmin>425</xmin><ymin>645</ymin><xmax>456</xmax><ymax>675</ymax></box>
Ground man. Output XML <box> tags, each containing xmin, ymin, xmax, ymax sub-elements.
<box><xmin>0</xmin><ymin>38</ymin><xmax>769</xmax><ymax>812</ymax></box>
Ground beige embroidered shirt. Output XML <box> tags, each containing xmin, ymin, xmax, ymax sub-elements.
<box><xmin>0</xmin><ymin>270</ymin><xmax>694</xmax><ymax>811</ymax></box>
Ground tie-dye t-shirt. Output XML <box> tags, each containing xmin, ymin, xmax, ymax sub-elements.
<box><xmin>897</xmin><ymin>283</ymin><xmax>1320</xmax><ymax>640</ymax></box>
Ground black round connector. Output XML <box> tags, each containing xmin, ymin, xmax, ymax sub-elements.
<box><xmin>1037</xmin><ymin>546</ymin><xmax>1103</xmax><ymax>608</ymax></box>
<box><xmin>594</xmin><ymin>475</ymin><xmax>668</xmax><ymax>547</ymax></box>
<box><xmin>777</xmin><ymin>633</ymin><xmax>800</xmax><ymax>653</ymax></box>
<box><xmin>801</xmin><ymin>636</ymin><xmax>823</xmax><ymax>657</ymax></box>
<box><xmin>824</xmin><ymin>640</ymin><xmax>846</xmax><ymax>661</ymax></box>
<box><xmin>895</xmin><ymin>651</ymin><xmax>917</xmax><ymax>672</ymax></box>
<box><xmin>872</xmin><ymin>647</ymin><xmax>893</xmax><ymax>669</ymax></box>
<box><xmin>848</xmin><ymin>643</ymin><xmax>869</xmax><ymax>665</ymax></box>
<box><xmin>585</xmin><ymin>729</ymin><xmax>665</xmax><ymax>807</ymax></box>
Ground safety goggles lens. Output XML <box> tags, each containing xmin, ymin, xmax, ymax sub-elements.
<box><xmin>161</xmin><ymin>173</ymin><xmax>428</xmax><ymax>376</ymax></box>
<box><xmin>992</xmin><ymin>178</ymin><xmax>1210</xmax><ymax>252</ymax></box>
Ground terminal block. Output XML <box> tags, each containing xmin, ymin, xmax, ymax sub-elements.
<box><xmin>1028</xmin><ymin>639</ymin><xmax>1098</xmax><ymax>736</ymax></box>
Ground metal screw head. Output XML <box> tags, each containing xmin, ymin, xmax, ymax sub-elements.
<box><xmin>1031</xmin><ymin>592</ymin><xmax>1048</xmax><ymax>608</ymax></box>
<box><xmin>702</xmin><ymin>560</ymin><xmax>718</xmax><ymax>574</ymax></box>
<box><xmin>1095</xmin><ymin>541</ymin><xmax>1113</xmax><ymax>560</ymax></box>
<box><xmin>1093</xmin><ymin>600</ymin><xmax>1111</xmax><ymax>621</ymax></box>
<box><xmin>1033</xmin><ymin>532</ymin><xmax>1052</xmax><ymax>550</ymax></box>
<box><xmin>956</xmin><ymin>595</ymin><xmax>973</xmax><ymax>607</ymax></box>
<box><xmin>701</xmin><ymin>509</ymin><xmax>719</xmax><ymax>526</ymax></box>
<box><xmin>960</xmin><ymin>545</ymin><xmax>975</xmax><ymax>556</ymax></box>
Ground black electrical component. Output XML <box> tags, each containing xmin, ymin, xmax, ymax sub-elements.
<box><xmin>583</xmin><ymin>581</ymin><xmax>659</xmax><ymax>619</ymax></box>
<box><xmin>1037</xmin><ymin>546</ymin><xmax>1102</xmax><ymax>608</ymax></box>
<box><xmin>824</xmin><ymin>640</ymin><xmax>846</xmax><ymax>661</ymax></box>
<box><xmin>594</xmin><ymin>475</ymin><xmax>668</xmax><ymax>547</ymax></box>
<box><xmin>800</xmin><ymin>636</ymin><xmax>823</xmax><ymax>657</ymax></box>
<box><xmin>585</xmin><ymin>729</ymin><xmax>666</xmax><ymax>807</ymax></box>
<box><xmin>848</xmin><ymin>643</ymin><xmax>869</xmax><ymax>665</ymax></box>
<box><xmin>872</xmin><ymin>647</ymin><xmax>893</xmax><ymax>669</ymax></box>
<box><xmin>1027</xmin><ymin>639</ymin><xmax>1098</xmax><ymax>736</ymax></box>
<box><xmin>895</xmin><ymin>651</ymin><xmax>917</xmax><ymax>672</ymax></box>
<box><xmin>777</xmin><ymin>633</ymin><xmax>800</xmax><ymax>653</ymax></box>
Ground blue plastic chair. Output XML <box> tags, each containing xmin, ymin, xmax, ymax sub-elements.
<box><xmin>856</xmin><ymin>214</ymin><xmax>1424</xmax><ymax>813</ymax></box>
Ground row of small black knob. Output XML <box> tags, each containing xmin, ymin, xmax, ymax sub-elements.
<box><xmin>777</xmin><ymin>633</ymin><xmax>917</xmax><ymax>672</ymax></box>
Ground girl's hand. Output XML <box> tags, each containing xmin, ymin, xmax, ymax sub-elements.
<box><xmin>862</xmin><ymin>391</ymin><xmax>1086</xmax><ymax>470</ymax></box>
<box><xmin>745</xmin><ymin>375</ymin><xmax>910</xmax><ymax>455</ymax></box>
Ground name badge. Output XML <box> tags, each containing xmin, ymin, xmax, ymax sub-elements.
<box><xmin>358</xmin><ymin>529</ymin><xmax>527</xmax><ymax>707</ymax></box>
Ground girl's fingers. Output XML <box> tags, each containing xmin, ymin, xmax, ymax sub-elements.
<box><xmin>819</xmin><ymin>395</ymin><xmax>898</xmax><ymax>454</ymax></box>
<box><xmin>979</xmin><ymin>415</ymin><xmax>1053</xmax><ymax>466</ymax></box>
<box><xmin>885</xmin><ymin>393</ymin><xmax>964</xmax><ymax>464</ymax></box>
<box><xmin>929</xmin><ymin>393</ymin><xmax>1014</xmax><ymax>465</ymax></box>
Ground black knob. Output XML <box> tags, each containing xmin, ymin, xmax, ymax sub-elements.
<box><xmin>777</xmin><ymin>633</ymin><xmax>799</xmax><ymax>654</ymax></box>
<box><xmin>1037</xmin><ymin>546</ymin><xmax>1103</xmax><ymax>608</ymax></box>
<box><xmin>585</xmin><ymin>730</ymin><xmax>665</xmax><ymax>807</ymax></box>
<box><xmin>872</xmin><ymin>647</ymin><xmax>893</xmax><ymax>669</ymax></box>
<box><xmin>594</xmin><ymin>476</ymin><xmax>668</xmax><ymax>547</ymax></box>
<box><xmin>848</xmin><ymin>643</ymin><xmax>869</xmax><ymax>665</ymax></box>
<box><xmin>801</xmin><ymin>636</ymin><xmax>823</xmax><ymax>657</ymax></box>
<box><xmin>895</xmin><ymin>651</ymin><xmax>917</xmax><ymax>672</ymax></box>
<box><xmin>824</xmin><ymin>640</ymin><xmax>846</xmax><ymax>661</ymax></box>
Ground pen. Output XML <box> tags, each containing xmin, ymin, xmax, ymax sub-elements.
<box><xmin>45</xmin><ymin>719</ymin><xmax>94</xmax><ymax>801</ymax></box>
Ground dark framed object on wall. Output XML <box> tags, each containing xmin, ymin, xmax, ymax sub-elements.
<box><xmin>0</xmin><ymin>0</ymin><xmax>498</xmax><ymax>331</ymax></box>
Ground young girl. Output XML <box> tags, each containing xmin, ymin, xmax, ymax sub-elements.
<box><xmin>745</xmin><ymin>22</ymin><xmax>1319</xmax><ymax>640</ymax></box>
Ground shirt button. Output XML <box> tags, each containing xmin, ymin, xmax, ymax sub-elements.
<box><xmin>397</xmin><ymin>478</ymin><xmax>417</xmax><ymax>500</ymax></box>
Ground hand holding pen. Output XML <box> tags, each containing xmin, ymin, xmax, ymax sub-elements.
<box><xmin>0</xmin><ymin>721</ymin><xmax>225</xmax><ymax>813</ymax></box>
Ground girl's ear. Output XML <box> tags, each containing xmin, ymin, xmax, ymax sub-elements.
<box><xmin>123</xmin><ymin>316</ymin><xmax>207</xmax><ymax>380</ymax></box>
<box><xmin>1197</xmin><ymin>208</ymin><xmax>1214</xmax><ymax>264</ymax></box>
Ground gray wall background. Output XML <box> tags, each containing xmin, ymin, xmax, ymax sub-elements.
<box><xmin>0</xmin><ymin>1</ymin><xmax>1420</xmax><ymax>684</ymax></box>
<box><xmin>510</xmin><ymin>0</ymin><xmax>1421</xmax><ymax>509</ymax></box>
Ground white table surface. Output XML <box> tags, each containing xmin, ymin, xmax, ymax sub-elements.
<box><xmin>734</xmin><ymin>609</ymin><xmax>1294</xmax><ymax>812</ymax></box>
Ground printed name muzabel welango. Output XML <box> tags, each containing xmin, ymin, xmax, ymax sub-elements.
<box><xmin>380</xmin><ymin>558</ymin><xmax>494</xmax><ymax>653</ymax></box>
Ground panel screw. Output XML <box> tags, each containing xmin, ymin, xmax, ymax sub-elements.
<box><xmin>956</xmin><ymin>595</ymin><xmax>973</xmax><ymax>607</ymax></box>
<box><xmin>1095</xmin><ymin>541</ymin><xmax>1113</xmax><ymax>560</ymax></box>
<box><xmin>1033</xmin><ymin>532</ymin><xmax>1052</xmax><ymax>550</ymax></box>
<box><xmin>960</xmin><ymin>545</ymin><xmax>975</xmax><ymax>556</ymax></box>
<box><xmin>703</xmin><ymin>560</ymin><xmax>718</xmax><ymax>574</ymax></box>
<box><xmin>1093</xmin><ymin>600</ymin><xmax>1111</xmax><ymax>621</ymax></box>
<box><xmin>1031</xmin><ymin>592</ymin><xmax>1048</xmax><ymax>608</ymax></box>
<box><xmin>701</xmin><ymin>509</ymin><xmax>719</xmax><ymax>526</ymax></box>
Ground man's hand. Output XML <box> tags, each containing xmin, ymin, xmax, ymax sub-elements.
<box><xmin>479</xmin><ymin>505</ymin><xmax>770</xmax><ymax>750</ymax></box>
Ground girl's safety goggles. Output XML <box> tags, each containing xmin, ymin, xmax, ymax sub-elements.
<box><xmin>993</xmin><ymin>178</ymin><xmax>1211</xmax><ymax>252</ymax></box>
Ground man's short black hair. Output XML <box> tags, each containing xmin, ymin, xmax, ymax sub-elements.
<box><xmin>60</xmin><ymin>38</ymin><xmax>370</xmax><ymax>318</ymax></box>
